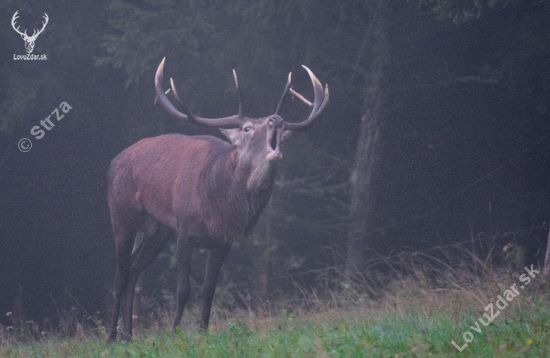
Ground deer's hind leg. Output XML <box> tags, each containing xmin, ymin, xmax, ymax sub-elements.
<box><xmin>121</xmin><ymin>221</ymin><xmax>174</xmax><ymax>340</ymax></box>
<box><xmin>109</xmin><ymin>215</ymin><xmax>139</xmax><ymax>342</ymax></box>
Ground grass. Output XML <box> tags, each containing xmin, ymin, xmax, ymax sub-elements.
<box><xmin>2</xmin><ymin>302</ymin><xmax>549</xmax><ymax>357</ymax></box>
<box><xmin>2</xmin><ymin>255</ymin><xmax>550</xmax><ymax>357</ymax></box>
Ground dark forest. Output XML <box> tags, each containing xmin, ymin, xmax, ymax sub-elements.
<box><xmin>1</xmin><ymin>0</ymin><xmax>550</xmax><ymax>351</ymax></box>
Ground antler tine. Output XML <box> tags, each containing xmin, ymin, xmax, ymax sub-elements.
<box><xmin>153</xmin><ymin>88</ymin><xmax>171</xmax><ymax>105</ymax></box>
<box><xmin>155</xmin><ymin>57</ymin><xmax>188</xmax><ymax>120</ymax></box>
<box><xmin>170</xmin><ymin>78</ymin><xmax>184</xmax><ymax>105</ymax></box>
<box><xmin>233</xmin><ymin>70</ymin><xmax>244</xmax><ymax>117</ymax></box>
<box><xmin>275</xmin><ymin>72</ymin><xmax>292</xmax><ymax>115</ymax></box>
<box><xmin>154</xmin><ymin>58</ymin><xmax>244</xmax><ymax>128</ymax></box>
<box><xmin>284</xmin><ymin>65</ymin><xmax>329</xmax><ymax>131</ymax></box>
<box><xmin>289</xmin><ymin>87</ymin><xmax>313</xmax><ymax>107</ymax></box>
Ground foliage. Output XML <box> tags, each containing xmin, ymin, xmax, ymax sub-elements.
<box><xmin>415</xmin><ymin>0</ymin><xmax>539</xmax><ymax>23</ymax></box>
<box><xmin>415</xmin><ymin>0</ymin><xmax>550</xmax><ymax>113</ymax></box>
<box><xmin>501</xmin><ymin>2</ymin><xmax>550</xmax><ymax>113</ymax></box>
<box><xmin>2</xmin><ymin>257</ymin><xmax>550</xmax><ymax>357</ymax></box>
<box><xmin>96</xmin><ymin>0</ymin><xmax>220</xmax><ymax>88</ymax></box>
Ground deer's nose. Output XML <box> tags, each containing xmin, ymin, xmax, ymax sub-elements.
<box><xmin>268</xmin><ymin>116</ymin><xmax>284</xmax><ymax>129</ymax></box>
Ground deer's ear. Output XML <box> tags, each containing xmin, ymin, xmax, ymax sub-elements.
<box><xmin>220</xmin><ymin>128</ymin><xmax>241</xmax><ymax>144</ymax></box>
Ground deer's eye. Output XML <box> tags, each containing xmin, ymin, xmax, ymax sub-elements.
<box><xmin>244</xmin><ymin>126</ymin><xmax>252</xmax><ymax>133</ymax></box>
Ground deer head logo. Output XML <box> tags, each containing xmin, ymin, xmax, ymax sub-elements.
<box><xmin>11</xmin><ymin>11</ymin><xmax>49</xmax><ymax>54</ymax></box>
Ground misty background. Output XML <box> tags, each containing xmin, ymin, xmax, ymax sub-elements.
<box><xmin>1</xmin><ymin>0</ymin><xmax>549</xmax><ymax>330</ymax></box>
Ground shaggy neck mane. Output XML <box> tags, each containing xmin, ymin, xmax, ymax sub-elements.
<box><xmin>198</xmin><ymin>140</ymin><xmax>275</xmax><ymax>241</ymax></box>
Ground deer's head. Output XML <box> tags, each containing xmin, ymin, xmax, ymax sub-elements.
<box><xmin>154</xmin><ymin>58</ymin><xmax>329</xmax><ymax>190</ymax></box>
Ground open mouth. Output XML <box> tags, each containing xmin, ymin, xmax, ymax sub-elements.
<box><xmin>270</xmin><ymin>129</ymin><xmax>278</xmax><ymax>151</ymax></box>
<box><xmin>267</xmin><ymin>128</ymin><xmax>282</xmax><ymax>161</ymax></box>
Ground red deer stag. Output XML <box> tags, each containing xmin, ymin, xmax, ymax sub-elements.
<box><xmin>107</xmin><ymin>58</ymin><xmax>329</xmax><ymax>341</ymax></box>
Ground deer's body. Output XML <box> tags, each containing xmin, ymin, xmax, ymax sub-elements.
<box><xmin>108</xmin><ymin>58</ymin><xmax>328</xmax><ymax>341</ymax></box>
<box><xmin>108</xmin><ymin>133</ymin><xmax>273</xmax><ymax>246</ymax></box>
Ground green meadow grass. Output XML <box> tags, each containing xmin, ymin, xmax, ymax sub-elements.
<box><xmin>2</xmin><ymin>265</ymin><xmax>549</xmax><ymax>357</ymax></box>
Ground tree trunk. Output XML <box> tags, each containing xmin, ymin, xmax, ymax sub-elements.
<box><xmin>345</xmin><ymin>0</ymin><xmax>387</xmax><ymax>278</ymax></box>
<box><xmin>346</xmin><ymin>110</ymin><xmax>381</xmax><ymax>276</ymax></box>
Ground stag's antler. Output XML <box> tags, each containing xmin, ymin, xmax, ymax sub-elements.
<box><xmin>155</xmin><ymin>58</ymin><xmax>328</xmax><ymax>131</ymax></box>
<box><xmin>155</xmin><ymin>57</ymin><xmax>244</xmax><ymax>128</ymax></box>
<box><xmin>275</xmin><ymin>73</ymin><xmax>292</xmax><ymax>115</ymax></box>
<box><xmin>283</xmin><ymin>66</ymin><xmax>329</xmax><ymax>131</ymax></box>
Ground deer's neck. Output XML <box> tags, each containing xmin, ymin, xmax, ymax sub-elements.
<box><xmin>200</xmin><ymin>148</ymin><xmax>275</xmax><ymax>241</ymax></box>
<box><xmin>233</xmin><ymin>148</ymin><xmax>277</xmax><ymax>192</ymax></box>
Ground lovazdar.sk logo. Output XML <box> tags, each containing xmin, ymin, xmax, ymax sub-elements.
<box><xmin>11</xmin><ymin>10</ymin><xmax>49</xmax><ymax>60</ymax></box>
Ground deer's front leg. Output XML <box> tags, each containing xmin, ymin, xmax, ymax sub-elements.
<box><xmin>200</xmin><ymin>243</ymin><xmax>231</xmax><ymax>330</ymax></box>
<box><xmin>172</xmin><ymin>234</ymin><xmax>194</xmax><ymax>330</ymax></box>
